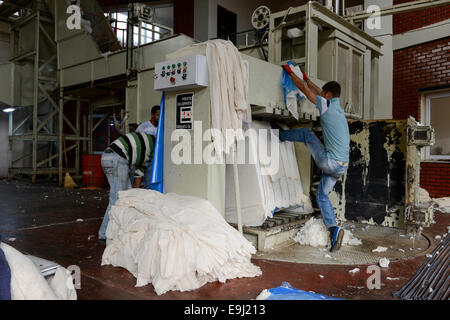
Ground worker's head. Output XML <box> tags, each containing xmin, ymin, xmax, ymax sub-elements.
<box><xmin>151</xmin><ymin>105</ymin><xmax>160</xmax><ymax>124</ymax></box>
<box><xmin>321</xmin><ymin>81</ymin><xmax>341</xmax><ymax>100</ymax></box>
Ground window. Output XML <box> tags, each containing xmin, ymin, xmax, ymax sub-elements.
<box><xmin>425</xmin><ymin>91</ymin><xmax>450</xmax><ymax>160</ymax></box>
<box><xmin>105</xmin><ymin>12</ymin><xmax>162</xmax><ymax>47</ymax></box>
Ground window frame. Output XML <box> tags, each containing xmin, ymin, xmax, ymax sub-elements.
<box><xmin>424</xmin><ymin>90</ymin><xmax>450</xmax><ymax>161</ymax></box>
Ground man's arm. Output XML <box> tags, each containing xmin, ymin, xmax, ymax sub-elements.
<box><xmin>288</xmin><ymin>72</ymin><xmax>317</xmax><ymax>105</ymax></box>
<box><xmin>296</xmin><ymin>68</ymin><xmax>321</xmax><ymax>97</ymax></box>
<box><xmin>133</xmin><ymin>165</ymin><xmax>145</xmax><ymax>188</ymax></box>
<box><xmin>305</xmin><ymin>78</ymin><xmax>322</xmax><ymax>97</ymax></box>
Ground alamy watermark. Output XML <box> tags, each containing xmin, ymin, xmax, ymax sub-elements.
<box><xmin>170</xmin><ymin>121</ymin><xmax>280</xmax><ymax>175</ymax></box>
<box><xmin>366</xmin><ymin>5</ymin><xmax>381</xmax><ymax>30</ymax></box>
<box><xmin>366</xmin><ymin>265</ymin><xmax>381</xmax><ymax>290</ymax></box>
<box><xmin>66</xmin><ymin>1</ymin><xmax>81</xmax><ymax>31</ymax></box>
<box><xmin>66</xmin><ymin>265</ymin><xmax>81</xmax><ymax>290</ymax></box>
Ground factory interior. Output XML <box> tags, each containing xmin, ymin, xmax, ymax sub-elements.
<box><xmin>0</xmin><ymin>0</ymin><xmax>449</xmax><ymax>307</ymax></box>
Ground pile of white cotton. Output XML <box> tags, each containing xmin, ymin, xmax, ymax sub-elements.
<box><xmin>101</xmin><ymin>189</ymin><xmax>262</xmax><ymax>295</ymax></box>
<box><xmin>0</xmin><ymin>243</ymin><xmax>77</xmax><ymax>300</ymax></box>
<box><xmin>293</xmin><ymin>218</ymin><xmax>362</xmax><ymax>247</ymax></box>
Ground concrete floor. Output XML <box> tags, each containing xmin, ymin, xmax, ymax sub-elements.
<box><xmin>0</xmin><ymin>178</ymin><xmax>449</xmax><ymax>300</ymax></box>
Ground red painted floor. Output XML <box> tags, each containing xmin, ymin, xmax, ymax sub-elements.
<box><xmin>0</xmin><ymin>179</ymin><xmax>448</xmax><ymax>300</ymax></box>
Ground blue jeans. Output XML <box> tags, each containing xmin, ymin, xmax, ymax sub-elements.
<box><xmin>280</xmin><ymin>128</ymin><xmax>348</xmax><ymax>229</ymax></box>
<box><xmin>98</xmin><ymin>151</ymin><xmax>132</xmax><ymax>240</ymax></box>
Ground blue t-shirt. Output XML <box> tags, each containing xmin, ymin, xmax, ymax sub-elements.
<box><xmin>316</xmin><ymin>96</ymin><xmax>349</xmax><ymax>162</ymax></box>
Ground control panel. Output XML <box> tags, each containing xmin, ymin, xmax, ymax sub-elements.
<box><xmin>154</xmin><ymin>54</ymin><xmax>208</xmax><ymax>91</ymax></box>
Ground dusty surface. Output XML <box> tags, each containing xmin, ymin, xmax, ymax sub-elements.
<box><xmin>0</xmin><ymin>179</ymin><xmax>449</xmax><ymax>300</ymax></box>
<box><xmin>254</xmin><ymin>222</ymin><xmax>430</xmax><ymax>265</ymax></box>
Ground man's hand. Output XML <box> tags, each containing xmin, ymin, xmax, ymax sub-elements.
<box><xmin>282</xmin><ymin>64</ymin><xmax>294</xmax><ymax>75</ymax></box>
<box><xmin>133</xmin><ymin>177</ymin><xmax>143</xmax><ymax>188</ymax></box>
<box><xmin>301</xmin><ymin>69</ymin><xmax>309</xmax><ymax>82</ymax></box>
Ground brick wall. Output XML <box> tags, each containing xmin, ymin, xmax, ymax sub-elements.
<box><xmin>420</xmin><ymin>162</ymin><xmax>450</xmax><ymax>198</ymax></box>
<box><xmin>393</xmin><ymin>0</ymin><xmax>450</xmax><ymax>35</ymax></box>
<box><xmin>393</xmin><ymin>37</ymin><xmax>450</xmax><ymax>120</ymax></box>
<box><xmin>393</xmin><ymin>37</ymin><xmax>450</xmax><ymax>198</ymax></box>
<box><xmin>393</xmin><ymin>3</ymin><xmax>450</xmax><ymax>198</ymax></box>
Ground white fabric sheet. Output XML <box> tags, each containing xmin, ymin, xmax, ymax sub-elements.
<box><xmin>285</xmin><ymin>64</ymin><xmax>306</xmax><ymax>120</ymax></box>
<box><xmin>101</xmin><ymin>189</ymin><xmax>262</xmax><ymax>295</ymax></box>
<box><xmin>225</xmin><ymin>121</ymin><xmax>313</xmax><ymax>226</ymax></box>
<box><xmin>1</xmin><ymin>243</ymin><xmax>77</xmax><ymax>300</ymax></box>
<box><xmin>171</xmin><ymin>39</ymin><xmax>252</xmax><ymax>154</ymax></box>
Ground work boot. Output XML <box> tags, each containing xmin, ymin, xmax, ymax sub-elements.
<box><xmin>270</xmin><ymin>120</ymin><xmax>285</xmax><ymax>142</ymax></box>
<box><xmin>329</xmin><ymin>226</ymin><xmax>344</xmax><ymax>252</ymax></box>
<box><xmin>269</xmin><ymin>120</ymin><xmax>283</xmax><ymax>132</ymax></box>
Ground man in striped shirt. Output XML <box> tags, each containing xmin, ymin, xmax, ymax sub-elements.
<box><xmin>98</xmin><ymin>132</ymin><xmax>155</xmax><ymax>243</ymax></box>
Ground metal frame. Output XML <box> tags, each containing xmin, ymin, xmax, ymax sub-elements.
<box><xmin>7</xmin><ymin>4</ymin><xmax>89</xmax><ymax>185</ymax></box>
<box><xmin>267</xmin><ymin>2</ymin><xmax>383</xmax><ymax>120</ymax></box>
<box><xmin>424</xmin><ymin>91</ymin><xmax>450</xmax><ymax>161</ymax></box>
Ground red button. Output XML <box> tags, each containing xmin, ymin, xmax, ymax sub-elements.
<box><xmin>170</xmin><ymin>77</ymin><xmax>175</xmax><ymax>83</ymax></box>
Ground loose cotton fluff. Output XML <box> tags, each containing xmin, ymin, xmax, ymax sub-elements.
<box><xmin>293</xmin><ymin>218</ymin><xmax>362</xmax><ymax>247</ymax></box>
<box><xmin>379</xmin><ymin>257</ymin><xmax>390</xmax><ymax>268</ymax></box>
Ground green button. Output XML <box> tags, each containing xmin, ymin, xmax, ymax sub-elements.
<box><xmin>172</xmin><ymin>64</ymin><xmax>176</xmax><ymax>68</ymax></box>
<box><xmin>183</xmin><ymin>62</ymin><xmax>187</xmax><ymax>66</ymax></box>
<box><xmin>177</xmin><ymin>63</ymin><xmax>181</xmax><ymax>67</ymax></box>
<box><xmin>167</xmin><ymin>65</ymin><xmax>170</xmax><ymax>69</ymax></box>
<box><xmin>162</xmin><ymin>66</ymin><xmax>165</xmax><ymax>70</ymax></box>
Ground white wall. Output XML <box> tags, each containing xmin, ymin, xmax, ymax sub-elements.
<box><xmin>364</xmin><ymin>0</ymin><xmax>393</xmax><ymax>120</ymax></box>
<box><xmin>153</xmin><ymin>5</ymin><xmax>174</xmax><ymax>29</ymax></box>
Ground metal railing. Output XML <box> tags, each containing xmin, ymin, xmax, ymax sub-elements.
<box><xmin>106</xmin><ymin>15</ymin><xmax>173</xmax><ymax>47</ymax></box>
<box><xmin>219</xmin><ymin>29</ymin><xmax>268</xmax><ymax>49</ymax></box>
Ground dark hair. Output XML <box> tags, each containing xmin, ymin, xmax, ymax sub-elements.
<box><xmin>322</xmin><ymin>81</ymin><xmax>341</xmax><ymax>98</ymax></box>
<box><xmin>151</xmin><ymin>105</ymin><xmax>160</xmax><ymax>115</ymax></box>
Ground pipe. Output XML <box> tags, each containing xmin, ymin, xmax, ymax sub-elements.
<box><xmin>233</xmin><ymin>142</ymin><xmax>243</xmax><ymax>234</ymax></box>
<box><xmin>334</xmin><ymin>0</ymin><xmax>340</xmax><ymax>15</ymax></box>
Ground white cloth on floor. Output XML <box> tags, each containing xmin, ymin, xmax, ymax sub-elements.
<box><xmin>101</xmin><ymin>189</ymin><xmax>262</xmax><ymax>295</ymax></box>
<box><xmin>225</xmin><ymin>121</ymin><xmax>313</xmax><ymax>226</ymax></box>
<box><xmin>0</xmin><ymin>243</ymin><xmax>77</xmax><ymax>300</ymax></box>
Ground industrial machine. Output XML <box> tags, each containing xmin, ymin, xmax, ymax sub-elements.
<box><xmin>0</xmin><ymin>1</ymin><xmax>439</xmax><ymax>250</ymax></box>
<box><xmin>149</xmin><ymin>2</ymin><xmax>437</xmax><ymax>250</ymax></box>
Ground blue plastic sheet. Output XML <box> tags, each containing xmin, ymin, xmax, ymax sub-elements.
<box><xmin>0</xmin><ymin>234</ymin><xmax>11</xmax><ymax>300</ymax></box>
<box><xmin>261</xmin><ymin>282</ymin><xmax>341</xmax><ymax>300</ymax></box>
<box><xmin>148</xmin><ymin>92</ymin><xmax>165</xmax><ymax>193</ymax></box>
<box><xmin>281</xmin><ymin>61</ymin><xmax>305</xmax><ymax>110</ymax></box>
